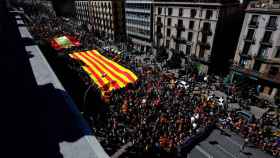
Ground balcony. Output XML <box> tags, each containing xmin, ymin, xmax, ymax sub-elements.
<box><xmin>244</xmin><ymin>36</ymin><xmax>255</xmax><ymax>44</ymax></box>
<box><xmin>266</xmin><ymin>23</ymin><xmax>278</xmax><ymax>31</ymax></box>
<box><xmin>260</xmin><ymin>39</ymin><xmax>273</xmax><ymax>47</ymax></box>
<box><xmin>156</xmin><ymin>21</ymin><xmax>163</xmax><ymax>28</ymax></box>
<box><xmin>156</xmin><ymin>31</ymin><xmax>163</xmax><ymax>39</ymax></box>
<box><xmin>239</xmin><ymin>52</ymin><xmax>253</xmax><ymax>59</ymax></box>
<box><xmin>231</xmin><ymin>65</ymin><xmax>280</xmax><ymax>84</ymax></box>
<box><xmin>255</xmin><ymin>55</ymin><xmax>280</xmax><ymax>64</ymax></box>
<box><xmin>248</xmin><ymin>22</ymin><xmax>259</xmax><ymax>28</ymax></box>
<box><xmin>172</xmin><ymin>35</ymin><xmax>186</xmax><ymax>44</ymax></box>
<box><xmin>197</xmin><ymin>40</ymin><xmax>211</xmax><ymax>49</ymax></box>
<box><xmin>175</xmin><ymin>24</ymin><xmax>185</xmax><ymax>31</ymax></box>
<box><xmin>200</xmin><ymin>28</ymin><xmax>212</xmax><ymax>36</ymax></box>
<box><xmin>190</xmin><ymin>55</ymin><xmax>211</xmax><ymax>65</ymax></box>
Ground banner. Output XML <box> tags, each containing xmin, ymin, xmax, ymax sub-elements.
<box><xmin>50</xmin><ymin>35</ymin><xmax>80</xmax><ymax>51</ymax></box>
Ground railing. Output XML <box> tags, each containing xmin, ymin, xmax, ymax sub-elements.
<box><xmin>266</xmin><ymin>23</ymin><xmax>278</xmax><ymax>31</ymax></box>
<box><xmin>260</xmin><ymin>39</ymin><xmax>273</xmax><ymax>46</ymax></box>
<box><xmin>244</xmin><ymin>35</ymin><xmax>255</xmax><ymax>44</ymax></box>
<box><xmin>239</xmin><ymin>52</ymin><xmax>253</xmax><ymax>59</ymax></box>
<box><xmin>200</xmin><ymin>28</ymin><xmax>212</xmax><ymax>36</ymax></box>
<box><xmin>172</xmin><ymin>35</ymin><xmax>186</xmax><ymax>43</ymax></box>
<box><xmin>197</xmin><ymin>40</ymin><xmax>210</xmax><ymax>49</ymax></box>
<box><xmin>156</xmin><ymin>20</ymin><xmax>163</xmax><ymax>28</ymax></box>
<box><xmin>255</xmin><ymin>56</ymin><xmax>280</xmax><ymax>64</ymax></box>
<box><xmin>248</xmin><ymin>22</ymin><xmax>259</xmax><ymax>28</ymax></box>
<box><xmin>175</xmin><ymin>24</ymin><xmax>185</xmax><ymax>31</ymax></box>
<box><xmin>231</xmin><ymin>65</ymin><xmax>280</xmax><ymax>84</ymax></box>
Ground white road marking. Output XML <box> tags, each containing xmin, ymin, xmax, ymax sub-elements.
<box><xmin>195</xmin><ymin>146</ymin><xmax>213</xmax><ymax>158</ymax></box>
<box><xmin>225</xmin><ymin>136</ymin><xmax>243</xmax><ymax>148</ymax></box>
<box><xmin>216</xmin><ymin>144</ymin><xmax>238</xmax><ymax>158</ymax></box>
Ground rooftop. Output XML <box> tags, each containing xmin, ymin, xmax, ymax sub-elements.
<box><xmin>0</xmin><ymin>2</ymin><xmax>109</xmax><ymax>158</ymax></box>
<box><xmin>247</xmin><ymin>1</ymin><xmax>280</xmax><ymax>13</ymax></box>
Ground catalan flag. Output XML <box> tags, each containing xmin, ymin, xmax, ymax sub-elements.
<box><xmin>69</xmin><ymin>50</ymin><xmax>138</xmax><ymax>93</ymax></box>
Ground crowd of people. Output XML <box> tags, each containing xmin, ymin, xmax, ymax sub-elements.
<box><xmin>20</xmin><ymin>2</ymin><xmax>280</xmax><ymax>158</ymax></box>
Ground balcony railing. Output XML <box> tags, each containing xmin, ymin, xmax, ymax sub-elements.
<box><xmin>156</xmin><ymin>31</ymin><xmax>163</xmax><ymax>39</ymax></box>
<box><xmin>244</xmin><ymin>36</ymin><xmax>255</xmax><ymax>44</ymax></box>
<box><xmin>255</xmin><ymin>56</ymin><xmax>280</xmax><ymax>64</ymax></box>
<box><xmin>248</xmin><ymin>22</ymin><xmax>259</xmax><ymax>28</ymax></box>
<box><xmin>239</xmin><ymin>52</ymin><xmax>253</xmax><ymax>59</ymax></box>
<box><xmin>197</xmin><ymin>40</ymin><xmax>211</xmax><ymax>49</ymax></box>
<box><xmin>175</xmin><ymin>24</ymin><xmax>185</xmax><ymax>31</ymax></box>
<box><xmin>266</xmin><ymin>23</ymin><xmax>278</xmax><ymax>31</ymax></box>
<box><xmin>200</xmin><ymin>28</ymin><xmax>212</xmax><ymax>36</ymax></box>
<box><xmin>172</xmin><ymin>35</ymin><xmax>186</xmax><ymax>44</ymax></box>
<box><xmin>156</xmin><ymin>21</ymin><xmax>163</xmax><ymax>28</ymax></box>
<box><xmin>190</xmin><ymin>55</ymin><xmax>211</xmax><ymax>64</ymax></box>
<box><xmin>231</xmin><ymin>65</ymin><xmax>280</xmax><ymax>84</ymax></box>
<box><xmin>260</xmin><ymin>39</ymin><xmax>273</xmax><ymax>47</ymax></box>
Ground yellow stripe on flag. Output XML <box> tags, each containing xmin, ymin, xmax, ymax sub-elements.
<box><xmin>74</xmin><ymin>53</ymin><xmax>110</xmax><ymax>86</ymax></box>
<box><xmin>85</xmin><ymin>51</ymin><xmax>132</xmax><ymax>84</ymax></box>
<box><xmin>92</xmin><ymin>50</ymin><xmax>138</xmax><ymax>81</ymax></box>
<box><xmin>82</xmin><ymin>52</ymin><xmax>126</xmax><ymax>88</ymax></box>
<box><xmin>82</xmin><ymin>66</ymin><xmax>102</xmax><ymax>87</ymax></box>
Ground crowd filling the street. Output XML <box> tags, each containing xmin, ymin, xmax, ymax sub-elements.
<box><xmin>20</xmin><ymin>2</ymin><xmax>280</xmax><ymax>158</ymax></box>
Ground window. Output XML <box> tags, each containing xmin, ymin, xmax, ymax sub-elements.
<box><xmin>262</xmin><ymin>31</ymin><xmax>272</xmax><ymax>42</ymax></box>
<box><xmin>168</xmin><ymin>8</ymin><xmax>173</xmax><ymax>16</ymax></box>
<box><xmin>249</xmin><ymin>15</ymin><xmax>259</xmax><ymax>26</ymax></box>
<box><xmin>267</xmin><ymin>16</ymin><xmax>277</xmax><ymax>27</ymax></box>
<box><xmin>242</xmin><ymin>42</ymin><xmax>251</xmax><ymax>55</ymax></box>
<box><xmin>246</xmin><ymin>29</ymin><xmax>255</xmax><ymax>40</ymax></box>
<box><xmin>253</xmin><ymin>61</ymin><xmax>262</xmax><ymax>72</ymax></box>
<box><xmin>189</xmin><ymin>21</ymin><xmax>194</xmax><ymax>29</ymax></box>
<box><xmin>178</xmin><ymin>19</ymin><xmax>183</xmax><ymax>26</ymax></box>
<box><xmin>186</xmin><ymin>45</ymin><xmax>191</xmax><ymax>55</ymax></box>
<box><xmin>269</xmin><ymin>67</ymin><xmax>279</xmax><ymax>76</ymax></box>
<box><xmin>188</xmin><ymin>32</ymin><xmax>193</xmax><ymax>41</ymax></box>
<box><xmin>191</xmin><ymin>9</ymin><xmax>196</xmax><ymax>18</ymax></box>
<box><xmin>258</xmin><ymin>45</ymin><xmax>269</xmax><ymax>58</ymax></box>
<box><xmin>158</xmin><ymin>7</ymin><xmax>162</xmax><ymax>15</ymax></box>
<box><xmin>167</xmin><ymin>28</ymin><xmax>171</xmax><ymax>37</ymax></box>
<box><xmin>179</xmin><ymin>8</ymin><xmax>183</xmax><ymax>17</ymax></box>
<box><xmin>203</xmin><ymin>22</ymin><xmax>211</xmax><ymax>31</ymax></box>
<box><xmin>166</xmin><ymin>40</ymin><xmax>170</xmax><ymax>48</ymax></box>
<box><xmin>239</xmin><ymin>57</ymin><xmax>249</xmax><ymax>68</ymax></box>
<box><xmin>202</xmin><ymin>34</ymin><xmax>207</xmax><ymax>43</ymax></box>
<box><xmin>275</xmin><ymin>48</ymin><xmax>280</xmax><ymax>58</ymax></box>
<box><xmin>206</xmin><ymin>10</ymin><xmax>213</xmax><ymax>19</ymax></box>
<box><xmin>167</xmin><ymin>18</ymin><xmax>171</xmax><ymax>26</ymax></box>
<box><xmin>199</xmin><ymin>48</ymin><xmax>205</xmax><ymax>58</ymax></box>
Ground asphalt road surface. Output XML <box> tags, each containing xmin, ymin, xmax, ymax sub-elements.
<box><xmin>188</xmin><ymin>129</ymin><xmax>273</xmax><ymax>158</ymax></box>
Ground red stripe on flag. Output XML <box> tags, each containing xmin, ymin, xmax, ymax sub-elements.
<box><xmin>72</xmin><ymin>53</ymin><xmax>105</xmax><ymax>87</ymax></box>
<box><xmin>84</xmin><ymin>51</ymin><xmax>129</xmax><ymax>85</ymax></box>
<box><xmin>89</xmin><ymin>50</ymin><xmax>136</xmax><ymax>82</ymax></box>
<box><xmin>79</xmin><ymin>52</ymin><xmax>120</xmax><ymax>90</ymax></box>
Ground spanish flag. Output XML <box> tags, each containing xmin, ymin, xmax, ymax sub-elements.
<box><xmin>69</xmin><ymin>50</ymin><xmax>138</xmax><ymax>94</ymax></box>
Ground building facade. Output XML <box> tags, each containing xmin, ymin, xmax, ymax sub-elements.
<box><xmin>153</xmin><ymin>0</ymin><xmax>241</xmax><ymax>74</ymax></box>
<box><xmin>125</xmin><ymin>0</ymin><xmax>153</xmax><ymax>52</ymax></box>
<box><xmin>231</xmin><ymin>0</ymin><xmax>280</xmax><ymax>100</ymax></box>
<box><xmin>74</xmin><ymin>0</ymin><xmax>126</xmax><ymax>42</ymax></box>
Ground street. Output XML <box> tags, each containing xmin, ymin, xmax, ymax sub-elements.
<box><xmin>189</xmin><ymin>129</ymin><xmax>273</xmax><ymax>158</ymax></box>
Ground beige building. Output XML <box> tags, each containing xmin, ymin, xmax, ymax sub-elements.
<box><xmin>231</xmin><ymin>0</ymin><xmax>280</xmax><ymax>100</ymax></box>
<box><xmin>153</xmin><ymin>0</ymin><xmax>241</xmax><ymax>74</ymax></box>
<box><xmin>74</xmin><ymin>0</ymin><xmax>125</xmax><ymax>41</ymax></box>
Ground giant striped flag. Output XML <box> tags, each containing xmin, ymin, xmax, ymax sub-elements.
<box><xmin>69</xmin><ymin>50</ymin><xmax>138</xmax><ymax>93</ymax></box>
